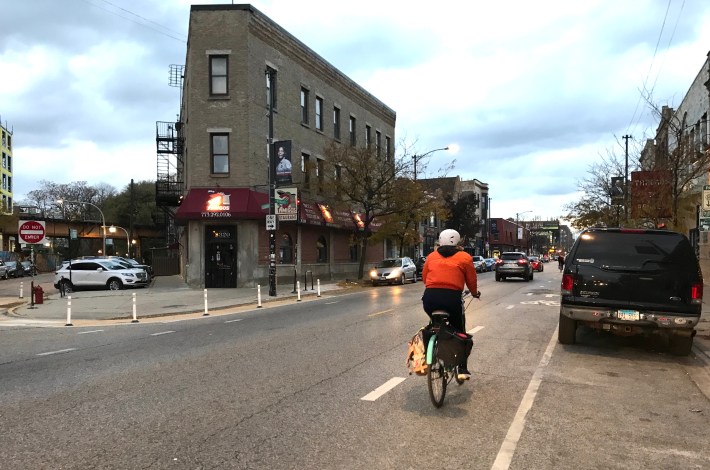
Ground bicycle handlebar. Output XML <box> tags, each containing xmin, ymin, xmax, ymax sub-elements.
<box><xmin>463</xmin><ymin>290</ymin><xmax>481</xmax><ymax>299</ymax></box>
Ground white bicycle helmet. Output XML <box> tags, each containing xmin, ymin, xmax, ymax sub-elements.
<box><xmin>438</xmin><ymin>229</ymin><xmax>461</xmax><ymax>246</ymax></box>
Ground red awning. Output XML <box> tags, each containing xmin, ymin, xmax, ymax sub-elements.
<box><xmin>174</xmin><ymin>188</ymin><xmax>268</xmax><ymax>222</ymax></box>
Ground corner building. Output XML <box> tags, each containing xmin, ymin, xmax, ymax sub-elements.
<box><xmin>177</xmin><ymin>4</ymin><xmax>396</xmax><ymax>288</ymax></box>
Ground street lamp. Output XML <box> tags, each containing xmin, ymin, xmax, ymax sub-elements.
<box><xmin>57</xmin><ymin>199</ymin><xmax>106</xmax><ymax>255</ymax></box>
<box><xmin>413</xmin><ymin>145</ymin><xmax>454</xmax><ymax>181</ymax></box>
<box><xmin>515</xmin><ymin>210</ymin><xmax>532</xmax><ymax>252</ymax></box>
<box><xmin>109</xmin><ymin>225</ymin><xmax>130</xmax><ymax>257</ymax></box>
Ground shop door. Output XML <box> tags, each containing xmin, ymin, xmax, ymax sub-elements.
<box><xmin>205</xmin><ymin>226</ymin><xmax>237</xmax><ymax>288</ymax></box>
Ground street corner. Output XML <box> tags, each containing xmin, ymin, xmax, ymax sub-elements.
<box><xmin>0</xmin><ymin>297</ymin><xmax>29</xmax><ymax>317</ymax></box>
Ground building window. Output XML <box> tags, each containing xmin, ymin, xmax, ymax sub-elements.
<box><xmin>211</xmin><ymin>133</ymin><xmax>229</xmax><ymax>174</ymax></box>
<box><xmin>301</xmin><ymin>153</ymin><xmax>310</xmax><ymax>184</ymax></box>
<box><xmin>2</xmin><ymin>174</ymin><xmax>6</xmax><ymax>190</ymax></box>
<box><xmin>317</xmin><ymin>236</ymin><xmax>328</xmax><ymax>262</ymax></box>
<box><xmin>6</xmin><ymin>135</ymin><xmax>10</xmax><ymax>150</ymax></box>
<box><xmin>317</xmin><ymin>158</ymin><xmax>324</xmax><ymax>192</ymax></box>
<box><xmin>349</xmin><ymin>116</ymin><xmax>356</xmax><ymax>146</ymax></box>
<box><xmin>7</xmin><ymin>156</ymin><xmax>11</xmax><ymax>172</ymax></box>
<box><xmin>315</xmin><ymin>96</ymin><xmax>323</xmax><ymax>131</ymax></box>
<box><xmin>376</xmin><ymin>131</ymin><xmax>381</xmax><ymax>158</ymax></box>
<box><xmin>349</xmin><ymin>243</ymin><xmax>359</xmax><ymax>262</ymax></box>
<box><xmin>266</xmin><ymin>67</ymin><xmax>277</xmax><ymax>109</ymax></box>
<box><xmin>365</xmin><ymin>125</ymin><xmax>371</xmax><ymax>149</ymax></box>
<box><xmin>1</xmin><ymin>154</ymin><xmax>5</xmax><ymax>169</ymax></box>
<box><xmin>300</xmin><ymin>87</ymin><xmax>309</xmax><ymax>124</ymax></box>
<box><xmin>209</xmin><ymin>55</ymin><xmax>228</xmax><ymax>95</ymax></box>
<box><xmin>385</xmin><ymin>136</ymin><xmax>391</xmax><ymax>162</ymax></box>
<box><xmin>335</xmin><ymin>164</ymin><xmax>342</xmax><ymax>180</ymax></box>
<box><xmin>280</xmin><ymin>233</ymin><xmax>293</xmax><ymax>264</ymax></box>
<box><xmin>333</xmin><ymin>107</ymin><xmax>341</xmax><ymax>140</ymax></box>
<box><xmin>7</xmin><ymin>176</ymin><xmax>11</xmax><ymax>192</ymax></box>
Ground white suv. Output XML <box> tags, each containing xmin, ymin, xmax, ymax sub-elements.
<box><xmin>54</xmin><ymin>259</ymin><xmax>148</xmax><ymax>292</ymax></box>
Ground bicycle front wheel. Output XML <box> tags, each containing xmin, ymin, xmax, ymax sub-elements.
<box><xmin>427</xmin><ymin>344</ymin><xmax>447</xmax><ymax>408</ymax></box>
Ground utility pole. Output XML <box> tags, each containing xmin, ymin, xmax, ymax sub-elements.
<box><xmin>623</xmin><ymin>134</ymin><xmax>631</xmax><ymax>223</ymax></box>
<box><xmin>266</xmin><ymin>67</ymin><xmax>277</xmax><ymax>296</ymax></box>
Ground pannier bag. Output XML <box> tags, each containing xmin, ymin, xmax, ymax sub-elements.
<box><xmin>435</xmin><ymin>325</ymin><xmax>473</xmax><ymax>367</ymax></box>
<box><xmin>406</xmin><ymin>327</ymin><xmax>429</xmax><ymax>376</ymax></box>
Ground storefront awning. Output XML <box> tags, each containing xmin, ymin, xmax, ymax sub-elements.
<box><xmin>174</xmin><ymin>188</ymin><xmax>268</xmax><ymax>222</ymax></box>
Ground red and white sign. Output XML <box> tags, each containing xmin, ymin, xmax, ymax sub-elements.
<box><xmin>18</xmin><ymin>220</ymin><xmax>46</xmax><ymax>244</ymax></box>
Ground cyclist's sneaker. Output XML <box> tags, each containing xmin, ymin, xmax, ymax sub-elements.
<box><xmin>457</xmin><ymin>367</ymin><xmax>471</xmax><ymax>381</ymax></box>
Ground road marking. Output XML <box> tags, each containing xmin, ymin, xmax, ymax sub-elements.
<box><xmin>224</xmin><ymin>319</ymin><xmax>243</xmax><ymax>323</ymax></box>
<box><xmin>506</xmin><ymin>305</ymin><xmax>515</xmax><ymax>310</ymax></box>
<box><xmin>468</xmin><ymin>326</ymin><xmax>485</xmax><ymax>335</ymax></box>
<box><xmin>361</xmin><ymin>377</ymin><xmax>407</xmax><ymax>401</ymax></box>
<box><xmin>368</xmin><ymin>309</ymin><xmax>393</xmax><ymax>317</ymax></box>
<box><xmin>520</xmin><ymin>300</ymin><xmax>560</xmax><ymax>306</ymax></box>
<box><xmin>37</xmin><ymin>348</ymin><xmax>77</xmax><ymax>356</ymax></box>
<box><xmin>526</xmin><ymin>292</ymin><xmax>533</xmax><ymax>296</ymax></box>
<box><xmin>78</xmin><ymin>330</ymin><xmax>104</xmax><ymax>334</ymax></box>
<box><xmin>151</xmin><ymin>331</ymin><xmax>176</xmax><ymax>336</ymax></box>
<box><xmin>491</xmin><ymin>324</ymin><xmax>558</xmax><ymax>470</ymax></box>
<box><xmin>324</xmin><ymin>301</ymin><xmax>339</xmax><ymax>305</ymax></box>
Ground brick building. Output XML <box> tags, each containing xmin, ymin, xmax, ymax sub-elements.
<box><xmin>172</xmin><ymin>4</ymin><xmax>396</xmax><ymax>288</ymax></box>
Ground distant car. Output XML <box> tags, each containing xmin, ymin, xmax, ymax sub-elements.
<box><xmin>483</xmin><ymin>258</ymin><xmax>496</xmax><ymax>272</ymax></box>
<box><xmin>0</xmin><ymin>260</ymin><xmax>7</xmax><ymax>279</ymax></box>
<box><xmin>54</xmin><ymin>259</ymin><xmax>149</xmax><ymax>292</ymax></box>
<box><xmin>472</xmin><ymin>255</ymin><xmax>486</xmax><ymax>273</ymax></box>
<box><xmin>370</xmin><ymin>257</ymin><xmax>417</xmax><ymax>286</ymax></box>
<box><xmin>529</xmin><ymin>256</ymin><xmax>544</xmax><ymax>272</ymax></box>
<box><xmin>495</xmin><ymin>252</ymin><xmax>533</xmax><ymax>282</ymax></box>
<box><xmin>5</xmin><ymin>261</ymin><xmax>22</xmax><ymax>278</ymax></box>
<box><xmin>20</xmin><ymin>260</ymin><xmax>37</xmax><ymax>276</ymax></box>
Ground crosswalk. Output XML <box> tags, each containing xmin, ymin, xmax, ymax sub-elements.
<box><xmin>0</xmin><ymin>318</ymin><xmax>65</xmax><ymax>328</ymax></box>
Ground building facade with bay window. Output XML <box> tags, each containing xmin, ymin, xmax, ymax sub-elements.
<box><xmin>174</xmin><ymin>4</ymin><xmax>396</xmax><ymax>288</ymax></box>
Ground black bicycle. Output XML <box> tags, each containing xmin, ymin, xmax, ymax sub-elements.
<box><xmin>426</xmin><ymin>290</ymin><xmax>479</xmax><ymax>408</ymax></box>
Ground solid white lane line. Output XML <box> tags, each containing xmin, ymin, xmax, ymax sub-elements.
<box><xmin>37</xmin><ymin>348</ymin><xmax>77</xmax><ymax>356</ymax></box>
<box><xmin>224</xmin><ymin>319</ymin><xmax>243</xmax><ymax>323</ymax></box>
<box><xmin>361</xmin><ymin>377</ymin><xmax>407</xmax><ymax>401</ymax></box>
<box><xmin>468</xmin><ymin>325</ymin><xmax>485</xmax><ymax>335</ymax></box>
<box><xmin>506</xmin><ymin>305</ymin><xmax>515</xmax><ymax>310</ymax></box>
<box><xmin>491</xmin><ymin>325</ymin><xmax>558</xmax><ymax>470</ymax></box>
<box><xmin>151</xmin><ymin>331</ymin><xmax>176</xmax><ymax>336</ymax></box>
<box><xmin>77</xmin><ymin>330</ymin><xmax>104</xmax><ymax>334</ymax></box>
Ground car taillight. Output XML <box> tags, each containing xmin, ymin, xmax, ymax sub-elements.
<box><xmin>495</xmin><ymin>259</ymin><xmax>503</xmax><ymax>264</ymax></box>
<box><xmin>517</xmin><ymin>259</ymin><xmax>528</xmax><ymax>265</ymax></box>
<box><xmin>561</xmin><ymin>274</ymin><xmax>574</xmax><ymax>294</ymax></box>
<box><xmin>691</xmin><ymin>282</ymin><xmax>703</xmax><ymax>304</ymax></box>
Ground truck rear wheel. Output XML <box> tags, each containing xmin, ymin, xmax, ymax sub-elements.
<box><xmin>668</xmin><ymin>334</ymin><xmax>693</xmax><ymax>356</ymax></box>
<box><xmin>558</xmin><ymin>313</ymin><xmax>577</xmax><ymax>344</ymax></box>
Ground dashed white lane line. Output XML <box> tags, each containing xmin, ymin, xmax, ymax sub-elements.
<box><xmin>325</xmin><ymin>301</ymin><xmax>339</xmax><ymax>305</ymax></box>
<box><xmin>361</xmin><ymin>377</ymin><xmax>407</xmax><ymax>401</ymax></box>
<box><xmin>37</xmin><ymin>348</ymin><xmax>77</xmax><ymax>356</ymax></box>
<box><xmin>150</xmin><ymin>331</ymin><xmax>176</xmax><ymax>336</ymax></box>
<box><xmin>77</xmin><ymin>330</ymin><xmax>104</xmax><ymax>334</ymax></box>
<box><xmin>224</xmin><ymin>319</ymin><xmax>243</xmax><ymax>323</ymax></box>
<box><xmin>491</xmin><ymin>324</ymin><xmax>558</xmax><ymax>470</ymax></box>
<box><xmin>506</xmin><ymin>305</ymin><xmax>515</xmax><ymax>310</ymax></box>
<box><xmin>468</xmin><ymin>325</ymin><xmax>485</xmax><ymax>335</ymax></box>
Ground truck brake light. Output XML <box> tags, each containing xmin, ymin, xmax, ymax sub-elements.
<box><xmin>561</xmin><ymin>274</ymin><xmax>574</xmax><ymax>294</ymax></box>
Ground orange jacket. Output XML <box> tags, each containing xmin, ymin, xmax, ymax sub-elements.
<box><xmin>422</xmin><ymin>248</ymin><xmax>478</xmax><ymax>293</ymax></box>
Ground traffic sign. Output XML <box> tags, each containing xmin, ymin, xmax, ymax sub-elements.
<box><xmin>266</xmin><ymin>214</ymin><xmax>277</xmax><ymax>231</ymax></box>
<box><xmin>18</xmin><ymin>220</ymin><xmax>46</xmax><ymax>244</ymax></box>
<box><xmin>704</xmin><ymin>185</ymin><xmax>710</xmax><ymax>211</ymax></box>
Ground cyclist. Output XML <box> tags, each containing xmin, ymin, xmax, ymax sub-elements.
<box><xmin>421</xmin><ymin>229</ymin><xmax>478</xmax><ymax>380</ymax></box>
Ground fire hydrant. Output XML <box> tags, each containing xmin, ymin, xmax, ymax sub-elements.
<box><xmin>33</xmin><ymin>285</ymin><xmax>44</xmax><ymax>305</ymax></box>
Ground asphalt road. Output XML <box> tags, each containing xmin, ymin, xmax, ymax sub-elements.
<box><xmin>1</xmin><ymin>269</ymin><xmax>708</xmax><ymax>469</ymax></box>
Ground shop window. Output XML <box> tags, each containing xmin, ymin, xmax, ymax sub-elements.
<box><xmin>280</xmin><ymin>233</ymin><xmax>293</xmax><ymax>264</ymax></box>
<box><xmin>317</xmin><ymin>236</ymin><xmax>328</xmax><ymax>262</ymax></box>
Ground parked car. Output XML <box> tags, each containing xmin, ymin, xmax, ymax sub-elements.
<box><xmin>414</xmin><ymin>256</ymin><xmax>427</xmax><ymax>279</ymax></box>
<box><xmin>80</xmin><ymin>256</ymin><xmax>153</xmax><ymax>282</ymax></box>
<box><xmin>495</xmin><ymin>252</ymin><xmax>533</xmax><ymax>282</ymax></box>
<box><xmin>483</xmin><ymin>258</ymin><xmax>496</xmax><ymax>272</ymax></box>
<box><xmin>54</xmin><ymin>259</ymin><xmax>149</xmax><ymax>292</ymax></box>
<box><xmin>472</xmin><ymin>255</ymin><xmax>486</xmax><ymax>273</ymax></box>
<box><xmin>20</xmin><ymin>260</ymin><xmax>37</xmax><ymax>276</ymax></box>
<box><xmin>5</xmin><ymin>261</ymin><xmax>22</xmax><ymax>278</ymax></box>
<box><xmin>559</xmin><ymin>227</ymin><xmax>703</xmax><ymax>356</ymax></box>
<box><xmin>529</xmin><ymin>256</ymin><xmax>544</xmax><ymax>272</ymax></box>
<box><xmin>370</xmin><ymin>257</ymin><xmax>417</xmax><ymax>286</ymax></box>
<box><xmin>0</xmin><ymin>260</ymin><xmax>8</xmax><ymax>279</ymax></box>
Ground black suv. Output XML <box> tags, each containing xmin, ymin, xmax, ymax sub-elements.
<box><xmin>559</xmin><ymin>228</ymin><xmax>703</xmax><ymax>355</ymax></box>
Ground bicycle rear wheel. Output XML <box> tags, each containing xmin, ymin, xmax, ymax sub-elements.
<box><xmin>427</xmin><ymin>344</ymin><xmax>447</xmax><ymax>408</ymax></box>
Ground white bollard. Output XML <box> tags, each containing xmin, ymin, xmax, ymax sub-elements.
<box><xmin>257</xmin><ymin>285</ymin><xmax>263</xmax><ymax>308</ymax></box>
<box><xmin>203</xmin><ymin>288</ymin><xmax>209</xmax><ymax>316</ymax></box>
<box><xmin>65</xmin><ymin>296</ymin><xmax>73</xmax><ymax>327</ymax></box>
<box><xmin>317</xmin><ymin>279</ymin><xmax>321</xmax><ymax>297</ymax></box>
<box><xmin>297</xmin><ymin>281</ymin><xmax>301</xmax><ymax>302</ymax></box>
<box><xmin>19</xmin><ymin>282</ymin><xmax>23</xmax><ymax>299</ymax></box>
<box><xmin>131</xmin><ymin>292</ymin><xmax>139</xmax><ymax>323</ymax></box>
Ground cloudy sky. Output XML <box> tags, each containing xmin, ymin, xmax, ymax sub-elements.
<box><xmin>2</xmin><ymin>0</ymin><xmax>709</xmax><ymax>222</ymax></box>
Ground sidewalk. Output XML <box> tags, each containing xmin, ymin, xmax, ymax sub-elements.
<box><xmin>1</xmin><ymin>275</ymin><xmax>361</xmax><ymax>324</ymax></box>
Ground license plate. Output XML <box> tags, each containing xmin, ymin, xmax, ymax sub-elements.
<box><xmin>617</xmin><ymin>309</ymin><xmax>640</xmax><ymax>321</ymax></box>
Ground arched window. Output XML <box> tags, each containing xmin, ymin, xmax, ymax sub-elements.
<box><xmin>280</xmin><ymin>233</ymin><xmax>293</xmax><ymax>264</ymax></box>
<box><xmin>316</xmin><ymin>236</ymin><xmax>328</xmax><ymax>262</ymax></box>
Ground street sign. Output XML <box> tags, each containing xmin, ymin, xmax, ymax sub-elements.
<box><xmin>18</xmin><ymin>220</ymin><xmax>46</xmax><ymax>244</ymax></box>
<box><xmin>266</xmin><ymin>214</ymin><xmax>277</xmax><ymax>231</ymax></box>
<box><xmin>704</xmin><ymin>185</ymin><xmax>710</xmax><ymax>211</ymax></box>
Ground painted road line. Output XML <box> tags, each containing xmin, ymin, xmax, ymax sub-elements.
<box><xmin>491</xmin><ymin>325</ymin><xmax>558</xmax><ymax>470</ymax></box>
<box><xmin>468</xmin><ymin>326</ymin><xmax>485</xmax><ymax>335</ymax></box>
<box><xmin>368</xmin><ymin>309</ymin><xmax>393</xmax><ymax>317</ymax></box>
<box><xmin>224</xmin><ymin>319</ymin><xmax>243</xmax><ymax>323</ymax></box>
<box><xmin>37</xmin><ymin>348</ymin><xmax>77</xmax><ymax>356</ymax></box>
<box><xmin>77</xmin><ymin>330</ymin><xmax>104</xmax><ymax>335</ymax></box>
<box><xmin>526</xmin><ymin>292</ymin><xmax>533</xmax><ymax>296</ymax></box>
<box><xmin>361</xmin><ymin>377</ymin><xmax>407</xmax><ymax>401</ymax></box>
<box><xmin>506</xmin><ymin>305</ymin><xmax>515</xmax><ymax>310</ymax></box>
<box><xmin>150</xmin><ymin>331</ymin><xmax>176</xmax><ymax>336</ymax></box>
<box><xmin>324</xmin><ymin>301</ymin><xmax>339</xmax><ymax>305</ymax></box>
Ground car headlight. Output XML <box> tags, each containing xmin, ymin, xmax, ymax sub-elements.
<box><xmin>121</xmin><ymin>273</ymin><xmax>135</xmax><ymax>278</ymax></box>
<box><xmin>370</xmin><ymin>269</ymin><xmax>378</xmax><ymax>278</ymax></box>
<box><xmin>388</xmin><ymin>268</ymin><xmax>401</xmax><ymax>278</ymax></box>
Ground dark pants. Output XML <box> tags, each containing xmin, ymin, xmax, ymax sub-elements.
<box><xmin>422</xmin><ymin>288</ymin><xmax>465</xmax><ymax>332</ymax></box>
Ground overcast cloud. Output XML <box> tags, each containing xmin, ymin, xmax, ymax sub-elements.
<box><xmin>2</xmin><ymin>0</ymin><xmax>709</xmax><ymax>222</ymax></box>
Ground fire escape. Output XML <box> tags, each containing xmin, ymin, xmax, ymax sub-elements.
<box><xmin>155</xmin><ymin>64</ymin><xmax>185</xmax><ymax>246</ymax></box>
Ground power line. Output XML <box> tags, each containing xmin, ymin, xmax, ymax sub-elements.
<box><xmin>79</xmin><ymin>0</ymin><xmax>187</xmax><ymax>42</ymax></box>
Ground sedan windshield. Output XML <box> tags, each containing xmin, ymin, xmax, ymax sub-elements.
<box><xmin>377</xmin><ymin>259</ymin><xmax>400</xmax><ymax>268</ymax></box>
